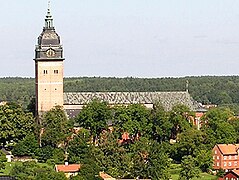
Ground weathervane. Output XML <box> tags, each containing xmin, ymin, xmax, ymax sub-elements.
<box><xmin>48</xmin><ymin>0</ymin><xmax>51</xmax><ymax>10</ymax></box>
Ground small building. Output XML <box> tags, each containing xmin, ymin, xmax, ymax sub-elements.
<box><xmin>55</xmin><ymin>163</ymin><xmax>80</xmax><ymax>178</ymax></box>
<box><xmin>99</xmin><ymin>172</ymin><xmax>116</xmax><ymax>180</ymax></box>
<box><xmin>220</xmin><ymin>169</ymin><xmax>239</xmax><ymax>180</ymax></box>
<box><xmin>212</xmin><ymin>144</ymin><xmax>239</xmax><ymax>171</ymax></box>
<box><xmin>12</xmin><ymin>156</ymin><xmax>37</xmax><ymax>162</ymax></box>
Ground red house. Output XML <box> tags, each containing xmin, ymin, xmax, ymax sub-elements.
<box><xmin>213</xmin><ymin>144</ymin><xmax>239</xmax><ymax>171</ymax></box>
<box><xmin>220</xmin><ymin>169</ymin><xmax>239</xmax><ymax>180</ymax></box>
<box><xmin>55</xmin><ymin>163</ymin><xmax>80</xmax><ymax>178</ymax></box>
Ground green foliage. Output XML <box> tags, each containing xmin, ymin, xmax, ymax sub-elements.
<box><xmin>3</xmin><ymin>76</ymin><xmax>239</xmax><ymax>113</ymax></box>
<box><xmin>93</xmin><ymin>131</ymin><xmax>131</xmax><ymax>178</ymax></box>
<box><xmin>12</xmin><ymin>133</ymin><xmax>39</xmax><ymax>157</ymax></box>
<box><xmin>216</xmin><ymin>168</ymin><xmax>225</xmax><ymax>178</ymax></box>
<box><xmin>1</xmin><ymin>97</ymin><xmax>238</xmax><ymax>179</ymax></box>
<box><xmin>75</xmin><ymin>100</ymin><xmax>111</xmax><ymax>143</ymax></box>
<box><xmin>229</xmin><ymin>118</ymin><xmax>239</xmax><ymax>143</ymax></box>
<box><xmin>0</xmin><ymin>103</ymin><xmax>35</xmax><ymax>146</ymax></box>
<box><xmin>67</xmin><ymin>130</ymin><xmax>92</xmax><ymax>164</ymax></box>
<box><xmin>35</xmin><ymin>167</ymin><xmax>67</xmax><ymax>180</ymax></box>
<box><xmin>195</xmin><ymin>149</ymin><xmax>212</xmax><ymax>172</ymax></box>
<box><xmin>201</xmin><ymin>108</ymin><xmax>237</xmax><ymax>146</ymax></box>
<box><xmin>179</xmin><ymin>155</ymin><xmax>201</xmax><ymax>180</ymax></box>
<box><xmin>150</xmin><ymin>103</ymin><xmax>172</xmax><ymax>142</ymax></box>
<box><xmin>9</xmin><ymin>161</ymin><xmax>67</xmax><ymax>180</ymax></box>
<box><xmin>169</xmin><ymin>105</ymin><xmax>193</xmax><ymax>139</ymax></box>
<box><xmin>172</xmin><ymin>128</ymin><xmax>206</xmax><ymax>161</ymax></box>
<box><xmin>77</xmin><ymin>158</ymin><xmax>100</xmax><ymax>180</ymax></box>
<box><xmin>129</xmin><ymin>137</ymin><xmax>151</xmax><ymax>179</ymax></box>
<box><xmin>35</xmin><ymin>146</ymin><xmax>54</xmax><ymax>163</ymax></box>
<box><xmin>0</xmin><ymin>77</ymin><xmax>34</xmax><ymax>109</ymax></box>
<box><xmin>0</xmin><ymin>150</ymin><xmax>7</xmax><ymax>170</ymax></box>
<box><xmin>51</xmin><ymin>148</ymin><xmax>65</xmax><ymax>164</ymax></box>
<box><xmin>41</xmin><ymin>106</ymin><xmax>71</xmax><ymax>148</ymax></box>
<box><xmin>113</xmin><ymin>104</ymin><xmax>152</xmax><ymax>138</ymax></box>
<box><xmin>148</xmin><ymin>142</ymin><xmax>171</xmax><ymax>180</ymax></box>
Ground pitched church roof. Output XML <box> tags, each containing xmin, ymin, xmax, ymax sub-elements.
<box><xmin>63</xmin><ymin>91</ymin><xmax>201</xmax><ymax>111</ymax></box>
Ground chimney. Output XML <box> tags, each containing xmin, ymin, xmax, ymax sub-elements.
<box><xmin>65</xmin><ymin>161</ymin><xmax>68</xmax><ymax>166</ymax></box>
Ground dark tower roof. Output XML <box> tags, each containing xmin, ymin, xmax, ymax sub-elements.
<box><xmin>34</xmin><ymin>1</ymin><xmax>64</xmax><ymax>61</ymax></box>
<box><xmin>37</xmin><ymin>1</ymin><xmax>61</xmax><ymax>46</ymax></box>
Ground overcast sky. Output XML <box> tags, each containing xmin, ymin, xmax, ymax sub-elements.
<box><xmin>1</xmin><ymin>0</ymin><xmax>239</xmax><ymax>77</ymax></box>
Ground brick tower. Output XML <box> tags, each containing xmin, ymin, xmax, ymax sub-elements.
<box><xmin>34</xmin><ymin>2</ymin><xmax>64</xmax><ymax>117</ymax></box>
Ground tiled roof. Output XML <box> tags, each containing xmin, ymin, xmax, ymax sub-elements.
<box><xmin>99</xmin><ymin>172</ymin><xmax>115</xmax><ymax>180</ymax></box>
<box><xmin>55</xmin><ymin>164</ymin><xmax>80</xmax><ymax>173</ymax></box>
<box><xmin>217</xmin><ymin>144</ymin><xmax>239</xmax><ymax>155</ymax></box>
<box><xmin>232</xmin><ymin>170</ymin><xmax>239</xmax><ymax>176</ymax></box>
<box><xmin>63</xmin><ymin>91</ymin><xmax>201</xmax><ymax>111</ymax></box>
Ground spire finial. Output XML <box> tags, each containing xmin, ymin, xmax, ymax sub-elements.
<box><xmin>48</xmin><ymin>0</ymin><xmax>50</xmax><ymax>10</ymax></box>
<box><xmin>186</xmin><ymin>80</ymin><xmax>189</xmax><ymax>93</ymax></box>
<box><xmin>44</xmin><ymin>0</ymin><xmax>54</xmax><ymax>29</ymax></box>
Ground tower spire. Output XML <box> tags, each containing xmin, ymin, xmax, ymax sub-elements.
<box><xmin>48</xmin><ymin>0</ymin><xmax>50</xmax><ymax>10</ymax></box>
<box><xmin>45</xmin><ymin>0</ymin><xmax>54</xmax><ymax>29</ymax></box>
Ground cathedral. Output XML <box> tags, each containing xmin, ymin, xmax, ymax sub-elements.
<box><xmin>34</xmin><ymin>4</ymin><xmax>202</xmax><ymax>119</ymax></box>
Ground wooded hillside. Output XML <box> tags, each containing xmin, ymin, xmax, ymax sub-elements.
<box><xmin>0</xmin><ymin>76</ymin><xmax>239</xmax><ymax>111</ymax></box>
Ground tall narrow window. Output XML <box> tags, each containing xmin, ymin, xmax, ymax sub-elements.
<box><xmin>54</xmin><ymin>70</ymin><xmax>58</xmax><ymax>74</ymax></box>
<box><xmin>43</xmin><ymin>70</ymin><xmax>48</xmax><ymax>74</ymax></box>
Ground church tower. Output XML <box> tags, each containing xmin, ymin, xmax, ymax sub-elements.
<box><xmin>34</xmin><ymin>2</ymin><xmax>64</xmax><ymax>117</ymax></box>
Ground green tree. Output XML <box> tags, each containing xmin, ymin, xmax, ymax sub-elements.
<box><xmin>76</xmin><ymin>158</ymin><xmax>101</xmax><ymax>180</ymax></box>
<box><xmin>129</xmin><ymin>137</ymin><xmax>151</xmax><ymax>179</ymax></box>
<box><xmin>229</xmin><ymin>118</ymin><xmax>239</xmax><ymax>143</ymax></box>
<box><xmin>0</xmin><ymin>103</ymin><xmax>35</xmax><ymax>146</ymax></box>
<box><xmin>179</xmin><ymin>155</ymin><xmax>201</xmax><ymax>180</ymax></box>
<box><xmin>35</xmin><ymin>145</ymin><xmax>54</xmax><ymax>163</ymax></box>
<box><xmin>129</xmin><ymin>138</ymin><xmax>171</xmax><ymax>180</ymax></box>
<box><xmin>201</xmin><ymin>108</ymin><xmax>237</xmax><ymax>146</ymax></box>
<box><xmin>12</xmin><ymin>133</ymin><xmax>39</xmax><ymax>157</ymax></box>
<box><xmin>10</xmin><ymin>161</ymin><xmax>67</xmax><ymax>180</ymax></box>
<box><xmin>75</xmin><ymin>100</ymin><xmax>112</xmax><ymax>143</ymax></box>
<box><xmin>35</xmin><ymin>167</ymin><xmax>67</xmax><ymax>180</ymax></box>
<box><xmin>41</xmin><ymin>106</ymin><xmax>71</xmax><ymax>148</ymax></box>
<box><xmin>195</xmin><ymin>149</ymin><xmax>212</xmax><ymax>172</ymax></box>
<box><xmin>169</xmin><ymin>105</ymin><xmax>193</xmax><ymax>140</ymax></box>
<box><xmin>113</xmin><ymin>104</ymin><xmax>152</xmax><ymax>138</ymax></box>
<box><xmin>148</xmin><ymin>142</ymin><xmax>171</xmax><ymax>180</ymax></box>
<box><xmin>67</xmin><ymin>129</ymin><xmax>91</xmax><ymax>164</ymax></box>
<box><xmin>0</xmin><ymin>150</ymin><xmax>7</xmax><ymax>170</ymax></box>
<box><xmin>93</xmin><ymin>131</ymin><xmax>131</xmax><ymax>178</ymax></box>
<box><xmin>150</xmin><ymin>102</ymin><xmax>172</xmax><ymax>143</ymax></box>
<box><xmin>172</xmin><ymin>128</ymin><xmax>206</xmax><ymax>161</ymax></box>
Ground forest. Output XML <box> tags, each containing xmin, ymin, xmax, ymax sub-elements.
<box><xmin>1</xmin><ymin>76</ymin><xmax>239</xmax><ymax>112</ymax></box>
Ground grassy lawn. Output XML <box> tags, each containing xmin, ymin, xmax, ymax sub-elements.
<box><xmin>0</xmin><ymin>162</ymin><xmax>53</xmax><ymax>176</ymax></box>
<box><xmin>171</xmin><ymin>173</ymin><xmax>217</xmax><ymax>180</ymax></box>
<box><xmin>0</xmin><ymin>162</ymin><xmax>19</xmax><ymax>175</ymax></box>
<box><xmin>170</xmin><ymin>164</ymin><xmax>217</xmax><ymax>180</ymax></box>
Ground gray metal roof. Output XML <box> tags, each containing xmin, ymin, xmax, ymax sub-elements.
<box><xmin>63</xmin><ymin>91</ymin><xmax>201</xmax><ymax>111</ymax></box>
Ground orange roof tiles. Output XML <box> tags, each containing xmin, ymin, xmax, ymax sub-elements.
<box><xmin>55</xmin><ymin>164</ymin><xmax>80</xmax><ymax>173</ymax></box>
<box><xmin>217</xmin><ymin>144</ymin><xmax>239</xmax><ymax>155</ymax></box>
<box><xmin>195</xmin><ymin>112</ymin><xmax>204</xmax><ymax>118</ymax></box>
<box><xmin>232</xmin><ymin>170</ymin><xmax>239</xmax><ymax>176</ymax></box>
<box><xmin>122</xmin><ymin>132</ymin><xmax>130</xmax><ymax>140</ymax></box>
<box><xmin>99</xmin><ymin>172</ymin><xmax>116</xmax><ymax>180</ymax></box>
